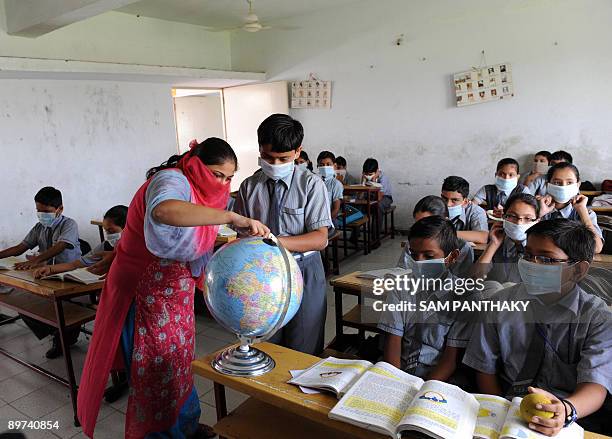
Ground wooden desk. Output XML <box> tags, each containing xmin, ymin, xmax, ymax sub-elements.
<box><xmin>91</xmin><ymin>219</ymin><xmax>105</xmax><ymax>243</ymax></box>
<box><xmin>343</xmin><ymin>185</ymin><xmax>383</xmax><ymax>250</ymax></box>
<box><xmin>193</xmin><ymin>342</ymin><xmax>608</xmax><ymax>439</ymax></box>
<box><xmin>192</xmin><ymin>342</ymin><xmax>386</xmax><ymax>439</ymax></box>
<box><xmin>591</xmin><ymin>206</ymin><xmax>612</xmax><ymax>216</ymax></box>
<box><xmin>0</xmin><ymin>270</ymin><xmax>103</xmax><ymax>426</ymax></box>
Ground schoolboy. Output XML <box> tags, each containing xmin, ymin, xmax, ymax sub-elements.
<box><xmin>441</xmin><ymin>176</ymin><xmax>488</xmax><ymax>244</ymax></box>
<box><xmin>334</xmin><ymin>156</ymin><xmax>357</xmax><ymax>185</ymax></box>
<box><xmin>528</xmin><ymin>150</ymin><xmax>573</xmax><ymax>196</ymax></box>
<box><xmin>472</xmin><ymin>158</ymin><xmax>530</xmax><ymax>211</ymax></box>
<box><xmin>379</xmin><ymin>216</ymin><xmax>473</xmax><ymax>381</ymax></box>
<box><xmin>463</xmin><ymin>219</ymin><xmax>611</xmax><ymax>435</ymax></box>
<box><xmin>362</xmin><ymin>158</ymin><xmax>393</xmax><ymax>237</ymax></box>
<box><xmin>521</xmin><ymin>150</ymin><xmax>552</xmax><ymax>186</ymax></box>
<box><xmin>316</xmin><ymin>151</ymin><xmax>344</xmax><ymax>228</ymax></box>
<box><xmin>233</xmin><ymin>114</ymin><xmax>332</xmax><ymax>355</ymax></box>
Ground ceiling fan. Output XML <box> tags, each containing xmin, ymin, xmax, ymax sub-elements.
<box><xmin>208</xmin><ymin>0</ymin><xmax>298</xmax><ymax>33</ymax></box>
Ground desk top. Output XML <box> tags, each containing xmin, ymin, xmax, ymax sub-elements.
<box><xmin>470</xmin><ymin>243</ymin><xmax>612</xmax><ymax>267</ymax></box>
<box><xmin>192</xmin><ymin>342</ymin><xmax>386</xmax><ymax>439</ymax></box>
<box><xmin>90</xmin><ymin>219</ymin><xmax>103</xmax><ymax>226</ymax></box>
<box><xmin>0</xmin><ymin>270</ymin><xmax>103</xmax><ymax>298</ymax></box>
<box><xmin>215</xmin><ymin>235</ymin><xmax>237</xmax><ymax>245</ymax></box>
<box><xmin>591</xmin><ymin>206</ymin><xmax>612</xmax><ymax>214</ymax></box>
<box><xmin>343</xmin><ymin>185</ymin><xmax>381</xmax><ymax>192</ymax></box>
<box><xmin>329</xmin><ymin>271</ymin><xmax>373</xmax><ymax>292</ymax></box>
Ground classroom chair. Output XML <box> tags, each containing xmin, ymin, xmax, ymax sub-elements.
<box><xmin>382</xmin><ymin>205</ymin><xmax>396</xmax><ymax>239</ymax></box>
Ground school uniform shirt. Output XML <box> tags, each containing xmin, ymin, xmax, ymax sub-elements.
<box><xmin>451</xmin><ymin>203</ymin><xmax>488</xmax><ymax>232</ymax></box>
<box><xmin>463</xmin><ymin>284</ymin><xmax>612</xmax><ymax>398</ymax></box>
<box><xmin>233</xmin><ymin>165</ymin><xmax>333</xmax><ymax>238</ymax></box>
<box><xmin>397</xmin><ymin>239</ymin><xmax>474</xmax><ymax>279</ymax></box>
<box><xmin>378</xmin><ymin>171</ymin><xmax>393</xmax><ymax>199</ymax></box>
<box><xmin>541</xmin><ymin>204</ymin><xmax>604</xmax><ymax>239</ymax></box>
<box><xmin>377</xmin><ymin>272</ymin><xmax>473</xmax><ymax>377</ymax></box>
<box><xmin>321</xmin><ymin>175</ymin><xmax>344</xmax><ymax>207</ymax></box>
<box><xmin>527</xmin><ymin>175</ymin><xmax>548</xmax><ymax>196</ymax></box>
<box><xmin>80</xmin><ymin>241</ymin><xmax>114</xmax><ymax>266</ymax></box>
<box><xmin>472</xmin><ymin>184</ymin><xmax>530</xmax><ymax>208</ymax></box>
<box><xmin>21</xmin><ymin>215</ymin><xmax>81</xmax><ymax>264</ymax></box>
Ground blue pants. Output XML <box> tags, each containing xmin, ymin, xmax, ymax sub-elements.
<box><xmin>121</xmin><ymin>303</ymin><xmax>201</xmax><ymax>439</ymax></box>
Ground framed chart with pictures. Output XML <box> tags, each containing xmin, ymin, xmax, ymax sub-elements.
<box><xmin>291</xmin><ymin>79</ymin><xmax>332</xmax><ymax>109</ymax></box>
<box><xmin>454</xmin><ymin>63</ymin><xmax>514</xmax><ymax>107</ymax></box>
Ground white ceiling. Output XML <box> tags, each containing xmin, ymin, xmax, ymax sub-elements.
<box><xmin>118</xmin><ymin>0</ymin><xmax>361</xmax><ymax>28</ymax></box>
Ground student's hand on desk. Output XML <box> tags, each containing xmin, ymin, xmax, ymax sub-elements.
<box><xmin>230</xmin><ymin>213</ymin><xmax>270</xmax><ymax>237</ymax></box>
<box><xmin>14</xmin><ymin>260</ymin><xmax>43</xmax><ymax>270</ymax></box>
<box><xmin>526</xmin><ymin>387</ymin><xmax>565</xmax><ymax>437</ymax></box>
<box><xmin>87</xmin><ymin>251</ymin><xmax>115</xmax><ymax>276</ymax></box>
<box><xmin>33</xmin><ymin>266</ymin><xmax>53</xmax><ymax>278</ymax></box>
<box><xmin>537</xmin><ymin>195</ymin><xmax>556</xmax><ymax>217</ymax></box>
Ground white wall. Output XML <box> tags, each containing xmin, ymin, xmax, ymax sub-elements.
<box><xmin>174</xmin><ymin>94</ymin><xmax>225</xmax><ymax>154</ymax></box>
<box><xmin>230</xmin><ymin>0</ymin><xmax>612</xmax><ymax>229</ymax></box>
<box><xmin>0</xmin><ymin>79</ymin><xmax>177</xmax><ymax>248</ymax></box>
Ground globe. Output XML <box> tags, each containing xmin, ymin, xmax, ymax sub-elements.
<box><xmin>203</xmin><ymin>235</ymin><xmax>304</xmax><ymax>376</ymax></box>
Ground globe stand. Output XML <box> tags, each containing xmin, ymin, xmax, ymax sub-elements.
<box><xmin>211</xmin><ymin>339</ymin><xmax>275</xmax><ymax>377</ymax></box>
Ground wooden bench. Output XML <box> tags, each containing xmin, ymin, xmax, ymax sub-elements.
<box><xmin>322</xmin><ymin>230</ymin><xmax>342</xmax><ymax>276</ymax></box>
<box><xmin>382</xmin><ymin>205</ymin><xmax>396</xmax><ymax>239</ymax></box>
<box><xmin>341</xmin><ymin>216</ymin><xmax>369</xmax><ymax>256</ymax></box>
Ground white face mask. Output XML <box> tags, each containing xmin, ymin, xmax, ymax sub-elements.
<box><xmin>318</xmin><ymin>166</ymin><xmax>335</xmax><ymax>179</ymax></box>
<box><xmin>533</xmin><ymin>162</ymin><xmax>549</xmax><ymax>174</ymax></box>
<box><xmin>37</xmin><ymin>212</ymin><xmax>58</xmax><ymax>228</ymax></box>
<box><xmin>447</xmin><ymin>204</ymin><xmax>463</xmax><ymax>220</ymax></box>
<box><xmin>495</xmin><ymin>176</ymin><xmax>518</xmax><ymax>193</ymax></box>
<box><xmin>407</xmin><ymin>255</ymin><xmax>448</xmax><ymax>279</ymax></box>
<box><xmin>546</xmin><ymin>182</ymin><xmax>579</xmax><ymax>203</ymax></box>
<box><xmin>105</xmin><ymin>232</ymin><xmax>122</xmax><ymax>247</ymax></box>
<box><xmin>335</xmin><ymin>169</ymin><xmax>347</xmax><ymax>177</ymax></box>
<box><xmin>517</xmin><ymin>258</ymin><xmax>565</xmax><ymax>295</ymax></box>
<box><xmin>364</xmin><ymin>174</ymin><xmax>374</xmax><ymax>182</ymax></box>
<box><xmin>259</xmin><ymin>157</ymin><xmax>295</xmax><ymax>181</ymax></box>
<box><xmin>296</xmin><ymin>162</ymin><xmax>308</xmax><ymax>171</ymax></box>
<box><xmin>503</xmin><ymin>220</ymin><xmax>534</xmax><ymax>243</ymax></box>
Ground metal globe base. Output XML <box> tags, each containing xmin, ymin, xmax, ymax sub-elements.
<box><xmin>211</xmin><ymin>343</ymin><xmax>275</xmax><ymax>377</ymax></box>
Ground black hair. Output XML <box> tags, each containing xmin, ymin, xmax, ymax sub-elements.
<box><xmin>504</xmin><ymin>193</ymin><xmax>540</xmax><ymax>217</ymax></box>
<box><xmin>103</xmin><ymin>205</ymin><xmax>129</xmax><ymax>229</ymax></box>
<box><xmin>527</xmin><ymin>219</ymin><xmax>595</xmax><ymax>263</ymax></box>
<box><xmin>442</xmin><ymin>176</ymin><xmax>470</xmax><ymax>199</ymax></box>
<box><xmin>535</xmin><ymin>150</ymin><xmax>552</xmax><ymax>162</ymax></box>
<box><xmin>413</xmin><ymin>195</ymin><xmax>449</xmax><ymax>218</ymax></box>
<box><xmin>34</xmin><ymin>187</ymin><xmax>62</xmax><ymax>208</ymax></box>
<box><xmin>362</xmin><ymin>158</ymin><xmax>379</xmax><ymax>173</ymax></box>
<box><xmin>335</xmin><ymin>156</ymin><xmax>347</xmax><ymax>167</ymax></box>
<box><xmin>317</xmin><ymin>150</ymin><xmax>336</xmax><ymax>164</ymax></box>
<box><xmin>496</xmin><ymin>157</ymin><xmax>520</xmax><ymax>173</ymax></box>
<box><xmin>546</xmin><ymin>162</ymin><xmax>580</xmax><ymax>182</ymax></box>
<box><xmin>550</xmin><ymin>150</ymin><xmax>573</xmax><ymax>164</ymax></box>
<box><xmin>257</xmin><ymin>114</ymin><xmax>304</xmax><ymax>152</ymax></box>
<box><xmin>298</xmin><ymin>150</ymin><xmax>313</xmax><ymax>171</ymax></box>
<box><xmin>409</xmin><ymin>216</ymin><xmax>460</xmax><ymax>255</ymax></box>
<box><xmin>146</xmin><ymin>137</ymin><xmax>237</xmax><ymax>179</ymax></box>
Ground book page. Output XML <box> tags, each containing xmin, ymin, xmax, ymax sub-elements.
<box><xmin>0</xmin><ymin>256</ymin><xmax>26</xmax><ymax>270</ymax></box>
<box><xmin>398</xmin><ymin>380</ymin><xmax>479</xmax><ymax>439</ymax></box>
<box><xmin>329</xmin><ymin>368</ymin><xmax>423</xmax><ymax>437</ymax></box>
<box><xmin>500</xmin><ymin>398</ymin><xmax>583</xmax><ymax>439</ymax></box>
<box><xmin>473</xmin><ymin>394</ymin><xmax>512</xmax><ymax>439</ymax></box>
<box><xmin>67</xmin><ymin>268</ymin><xmax>103</xmax><ymax>284</ymax></box>
<box><xmin>356</xmin><ymin>267</ymin><xmax>411</xmax><ymax>279</ymax></box>
<box><xmin>288</xmin><ymin>357</ymin><xmax>372</xmax><ymax>396</ymax></box>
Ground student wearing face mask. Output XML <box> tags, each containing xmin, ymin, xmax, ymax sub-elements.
<box><xmin>441</xmin><ymin>176</ymin><xmax>489</xmax><ymax>244</ymax></box>
<box><xmin>472</xmin><ymin>158</ymin><xmax>530</xmax><ymax>213</ymax></box>
<box><xmin>528</xmin><ymin>150</ymin><xmax>573</xmax><ymax>196</ymax></box>
<box><xmin>379</xmin><ymin>216</ymin><xmax>473</xmax><ymax>382</ymax></box>
<box><xmin>233</xmin><ymin>114</ymin><xmax>332</xmax><ymax>355</ymax></box>
<box><xmin>334</xmin><ymin>156</ymin><xmax>357</xmax><ymax>185</ymax></box>
<box><xmin>316</xmin><ymin>151</ymin><xmax>343</xmax><ymax>228</ymax></box>
<box><xmin>539</xmin><ymin>163</ymin><xmax>604</xmax><ymax>254</ymax></box>
<box><xmin>521</xmin><ymin>150</ymin><xmax>552</xmax><ymax>187</ymax></box>
<box><xmin>473</xmin><ymin>193</ymin><xmax>540</xmax><ymax>283</ymax></box>
<box><xmin>295</xmin><ymin>150</ymin><xmax>313</xmax><ymax>172</ymax></box>
<box><xmin>463</xmin><ymin>219</ymin><xmax>611</xmax><ymax>435</ymax></box>
<box><xmin>0</xmin><ymin>186</ymin><xmax>81</xmax><ymax>270</ymax></box>
<box><xmin>32</xmin><ymin>205</ymin><xmax>128</xmax><ymax>281</ymax></box>
<box><xmin>397</xmin><ymin>196</ymin><xmax>475</xmax><ymax>279</ymax></box>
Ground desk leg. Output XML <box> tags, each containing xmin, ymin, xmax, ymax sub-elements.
<box><xmin>54</xmin><ymin>299</ymin><xmax>80</xmax><ymax>427</ymax></box>
<box><xmin>334</xmin><ymin>287</ymin><xmax>344</xmax><ymax>349</ymax></box>
<box><xmin>97</xmin><ymin>225</ymin><xmax>105</xmax><ymax>244</ymax></box>
<box><xmin>214</xmin><ymin>382</ymin><xmax>227</xmax><ymax>420</ymax></box>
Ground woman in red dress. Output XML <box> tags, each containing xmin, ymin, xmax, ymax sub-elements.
<box><xmin>78</xmin><ymin>138</ymin><xmax>268</xmax><ymax>438</ymax></box>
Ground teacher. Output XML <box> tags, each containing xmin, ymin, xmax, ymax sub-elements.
<box><xmin>78</xmin><ymin>138</ymin><xmax>269</xmax><ymax>439</ymax></box>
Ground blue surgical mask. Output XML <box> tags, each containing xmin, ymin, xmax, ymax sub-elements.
<box><xmin>259</xmin><ymin>157</ymin><xmax>295</xmax><ymax>181</ymax></box>
<box><xmin>37</xmin><ymin>212</ymin><xmax>58</xmax><ymax>228</ymax></box>
<box><xmin>318</xmin><ymin>166</ymin><xmax>335</xmax><ymax>179</ymax></box>
<box><xmin>517</xmin><ymin>258</ymin><xmax>563</xmax><ymax>295</ymax></box>
<box><xmin>296</xmin><ymin>162</ymin><xmax>308</xmax><ymax>171</ymax></box>
<box><xmin>502</xmin><ymin>220</ymin><xmax>534</xmax><ymax>243</ymax></box>
<box><xmin>447</xmin><ymin>204</ymin><xmax>463</xmax><ymax>220</ymax></box>
<box><xmin>407</xmin><ymin>255</ymin><xmax>448</xmax><ymax>279</ymax></box>
<box><xmin>546</xmin><ymin>183</ymin><xmax>579</xmax><ymax>204</ymax></box>
<box><xmin>495</xmin><ymin>176</ymin><xmax>518</xmax><ymax>193</ymax></box>
<box><xmin>335</xmin><ymin>169</ymin><xmax>347</xmax><ymax>177</ymax></box>
<box><xmin>105</xmin><ymin>232</ymin><xmax>122</xmax><ymax>248</ymax></box>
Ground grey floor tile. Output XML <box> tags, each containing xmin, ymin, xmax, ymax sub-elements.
<box><xmin>11</xmin><ymin>381</ymin><xmax>72</xmax><ymax>419</ymax></box>
<box><xmin>193</xmin><ymin>375</ymin><xmax>214</xmax><ymax>397</ymax></box>
<box><xmin>39</xmin><ymin>401</ymin><xmax>115</xmax><ymax>439</ymax></box>
<box><xmin>198</xmin><ymin>401</ymin><xmax>218</xmax><ymax>428</ymax></box>
<box><xmin>0</xmin><ymin>369</ymin><xmax>52</xmax><ymax>403</ymax></box>
<box><xmin>200</xmin><ymin>387</ymin><xmax>248</xmax><ymax>413</ymax></box>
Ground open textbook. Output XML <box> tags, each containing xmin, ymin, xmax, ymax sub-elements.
<box><xmin>43</xmin><ymin>268</ymin><xmax>103</xmax><ymax>285</ymax></box>
<box><xmin>290</xmin><ymin>357</ymin><xmax>583</xmax><ymax>439</ymax></box>
<box><xmin>0</xmin><ymin>257</ymin><xmax>26</xmax><ymax>270</ymax></box>
<box><xmin>356</xmin><ymin>267</ymin><xmax>411</xmax><ymax>280</ymax></box>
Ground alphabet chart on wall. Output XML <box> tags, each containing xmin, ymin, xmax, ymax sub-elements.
<box><xmin>454</xmin><ymin>63</ymin><xmax>514</xmax><ymax>107</ymax></box>
<box><xmin>291</xmin><ymin>79</ymin><xmax>332</xmax><ymax>109</ymax></box>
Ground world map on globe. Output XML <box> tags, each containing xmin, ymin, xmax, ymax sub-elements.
<box><xmin>204</xmin><ymin>236</ymin><xmax>304</xmax><ymax>338</ymax></box>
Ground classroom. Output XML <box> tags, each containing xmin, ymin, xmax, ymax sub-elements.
<box><xmin>0</xmin><ymin>1</ymin><xmax>611</xmax><ymax>438</ymax></box>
